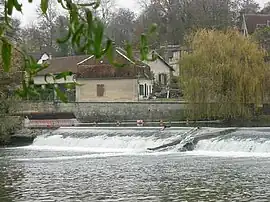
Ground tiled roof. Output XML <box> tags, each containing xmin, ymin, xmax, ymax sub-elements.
<box><xmin>37</xmin><ymin>55</ymin><xmax>89</xmax><ymax>75</ymax></box>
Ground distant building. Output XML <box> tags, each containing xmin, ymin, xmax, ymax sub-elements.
<box><xmin>138</xmin><ymin>50</ymin><xmax>174</xmax><ymax>88</ymax></box>
<box><xmin>32</xmin><ymin>49</ymin><xmax>153</xmax><ymax>102</ymax></box>
<box><xmin>76</xmin><ymin>49</ymin><xmax>153</xmax><ymax>102</ymax></box>
<box><xmin>159</xmin><ymin>45</ymin><xmax>191</xmax><ymax>77</ymax></box>
<box><xmin>240</xmin><ymin>13</ymin><xmax>270</xmax><ymax>36</ymax></box>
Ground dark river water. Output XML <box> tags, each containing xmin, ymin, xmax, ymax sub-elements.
<box><xmin>1</xmin><ymin>127</ymin><xmax>270</xmax><ymax>202</ymax></box>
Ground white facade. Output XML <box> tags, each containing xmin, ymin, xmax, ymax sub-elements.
<box><xmin>169</xmin><ymin>50</ymin><xmax>189</xmax><ymax>76</ymax></box>
<box><xmin>169</xmin><ymin>51</ymin><xmax>181</xmax><ymax>76</ymax></box>
<box><xmin>144</xmin><ymin>57</ymin><xmax>172</xmax><ymax>86</ymax></box>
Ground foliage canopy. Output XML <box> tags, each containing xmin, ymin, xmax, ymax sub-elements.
<box><xmin>180</xmin><ymin>29</ymin><xmax>268</xmax><ymax>120</ymax></box>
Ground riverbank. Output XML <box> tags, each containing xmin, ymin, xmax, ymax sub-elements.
<box><xmin>2</xmin><ymin>128</ymin><xmax>54</xmax><ymax>147</ymax></box>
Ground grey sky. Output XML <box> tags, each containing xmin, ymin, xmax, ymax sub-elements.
<box><xmin>13</xmin><ymin>0</ymin><xmax>269</xmax><ymax>26</ymax></box>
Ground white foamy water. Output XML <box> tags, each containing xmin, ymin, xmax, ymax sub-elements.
<box><xmin>16</xmin><ymin>127</ymin><xmax>270</xmax><ymax>159</ymax></box>
<box><xmin>195</xmin><ymin>138</ymin><xmax>270</xmax><ymax>153</ymax></box>
<box><xmin>22</xmin><ymin>133</ymin><xmax>179</xmax><ymax>153</ymax></box>
<box><xmin>188</xmin><ymin>137</ymin><xmax>270</xmax><ymax>157</ymax></box>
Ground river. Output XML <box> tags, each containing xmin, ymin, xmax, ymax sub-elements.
<box><xmin>1</xmin><ymin>127</ymin><xmax>270</xmax><ymax>201</ymax></box>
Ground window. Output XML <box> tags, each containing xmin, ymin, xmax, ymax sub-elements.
<box><xmin>144</xmin><ymin>84</ymin><xmax>148</xmax><ymax>97</ymax></box>
<box><xmin>158</xmin><ymin>74</ymin><xmax>162</xmax><ymax>84</ymax></box>
<box><xmin>97</xmin><ymin>84</ymin><xmax>105</xmax><ymax>97</ymax></box>
<box><xmin>139</xmin><ymin>84</ymin><xmax>144</xmax><ymax>96</ymax></box>
<box><xmin>158</xmin><ymin>73</ymin><xmax>168</xmax><ymax>85</ymax></box>
<box><xmin>163</xmin><ymin>74</ymin><xmax>167</xmax><ymax>85</ymax></box>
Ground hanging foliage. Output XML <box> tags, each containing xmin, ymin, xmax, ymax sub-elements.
<box><xmin>180</xmin><ymin>29</ymin><xmax>268</xmax><ymax>120</ymax></box>
<box><xmin>0</xmin><ymin>0</ymin><xmax>157</xmax><ymax>102</ymax></box>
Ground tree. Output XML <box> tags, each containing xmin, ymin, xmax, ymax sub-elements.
<box><xmin>185</xmin><ymin>0</ymin><xmax>233</xmax><ymax>29</ymax></box>
<box><xmin>260</xmin><ymin>2</ymin><xmax>270</xmax><ymax>14</ymax></box>
<box><xmin>21</xmin><ymin>24</ymin><xmax>47</xmax><ymax>52</ymax></box>
<box><xmin>95</xmin><ymin>0</ymin><xmax>116</xmax><ymax>26</ymax></box>
<box><xmin>180</xmin><ymin>29</ymin><xmax>267</xmax><ymax>120</ymax></box>
<box><xmin>36</xmin><ymin>0</ymin><xmax>59</xmax><ymax>55</ymax></box>
<box><xmin>0</xmin><ymin>42</ymin><xmax>24</xmax><ymax>144</ymax></box>
<box><xmin>239</xmin><ymin>0</ymin><xmax>260</xmax><ymax>14</ymax></box>
<box><xmin>107</xmin><ymin>8</ymin><xmax>136</xmax><ymax>46</ymax></box>
<box><xmin>253</xmin><ymin>26</ymin><xmax>270</xmax><ymax>53</ymax></box>
<box><xmin>136</xmin><ymin>0</ymin><xmax>238</xmax><ymax>46</ymax></box>
<box><xmin>137</xmin><ymin>0</ymin><xmax>186</xmax><ymax>45</ymax></box>
<box><xmin>54</xmin><ymin>15</ymin><xmax>71</xmax><ymax>56</ymax></box>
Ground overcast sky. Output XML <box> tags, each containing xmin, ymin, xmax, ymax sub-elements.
<box><xmin>13</xmin><ymin>0</ymin><xmax>270</xmax><ymax>26</ymax></box>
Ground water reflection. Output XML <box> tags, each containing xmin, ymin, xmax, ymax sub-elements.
<box><xmin>1</xmin><ymin>148</ymin><xmax>270</xmax><ymax>201</ymax></box>
<box><xmin>0</xmin><ymin>155</ymin><xmax>25</xmax><ymax>202</ymax></box>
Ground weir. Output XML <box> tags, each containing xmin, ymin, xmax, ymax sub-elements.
<box><xmin>20</xmin><ymin>127</ymin><xmax>270</xmax><ymax>155</ymax></box>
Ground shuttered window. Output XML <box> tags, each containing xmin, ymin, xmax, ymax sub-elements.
<box><xmin>97</xmin><ymin>84</ymin><xmax>105</xmax><ymax>97</ymax></box>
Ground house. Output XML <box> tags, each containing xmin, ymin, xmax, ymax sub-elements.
<box><xmin>76</xmin><ymin>49</ymin><xmax>153</xmax><ymax>102</ymax></box>
<box><xmin>33</xmin><ymin>55</ymin><xmax>90</xmax><ymax>101</ymax></box>
<box><xmin>159</xmin><ymin>45</ymin><xmax>191</xmax><ymax>77</ymax></box>
<box><xmin>240</xmin><ymin>13</ymin><xmax>270</xmax><ymax>36</ymax></box>
<box><xmin>142</xmin><ymin>50</ymin><xmax>174</xmax><ymax>87</ymax></box>
<box><xmin>33</xmin><ymin>50</ymin><xmax>153</xmax><ymax>102</ymax></box>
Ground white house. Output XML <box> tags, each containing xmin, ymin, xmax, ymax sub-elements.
<box><xmin>143</xmin><ymin>50</ymin><xmax>174</xmax><ymax>87</ymax></box>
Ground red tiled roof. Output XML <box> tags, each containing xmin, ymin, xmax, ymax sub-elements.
<box><xmin>77</xmin><ymin>64</ymin><xmax>151</xmax><ymax>79</ymax></box>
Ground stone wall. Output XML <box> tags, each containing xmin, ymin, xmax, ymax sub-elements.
<box><xmin>16</xmin><ymin>101</ymin><xmax>188</xmax><ymax>122</ymax></box>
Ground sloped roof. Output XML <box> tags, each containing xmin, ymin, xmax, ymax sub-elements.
<box><xmin>244</xmin><ymin>14</ymin><xmax>270</xmax><ymax>34</ymax></box>
<box><xmin>151</xmin><ymin>50</ymin><xmax>175</xmax><ymax>71</ymax></box>
<box><xmin>37</xmin><ymin>55</ymin><xmax>89</xmax><ymax>75</ymax></box>
<box><xmin>77</xmin><ymin>48</ymin><xmax>152</xmax><ymax>79</ymax></box>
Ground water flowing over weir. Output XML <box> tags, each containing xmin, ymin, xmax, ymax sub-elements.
<box><xmin>22</xmin><ymin>127</ymin><xmax>270</xmax><ymax>156</ymax></box>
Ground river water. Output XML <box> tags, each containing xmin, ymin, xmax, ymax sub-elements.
<box><xmin>1</xmin><ymin>127</ymin><xmax>270</xmax><ymax>201</ymax></box>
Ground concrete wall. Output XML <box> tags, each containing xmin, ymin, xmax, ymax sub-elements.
<box><xmin>76</xmin><ymin>78</ymin><xmax>138</xmax><ymax>102</ymax></box>
<box><xmin>16</xmin><ymin>101</ymin><xmax>188</xmax><ymax>122</ymax></box>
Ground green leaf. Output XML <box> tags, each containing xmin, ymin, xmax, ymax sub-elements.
<box><xmin>0</xmin><ymin>24</ymin><xmax>4</xmax><ymax>36</ymax></box>
<box><xmin>71</xmin><ymin>23</ymin><xmax>84</xmax><ymax>46</ymax></box>
<box><xmin>1</xmin><ymin>39</ymin><xmax>12</xmax><ymax>72</ymax></box>
<box><xmin>57</xmin><ymin>0</ymin><xmax>67</xmax><ymax>9</ymax></box>
<box><xmin>45</xmin><ymin>73</ymin><xmax>54</xmax><ymax>83</ymax></box>
<box><xmin>125</xmin><ymin>42</ymin><xmax>134</xmax><ymax>61</ymax></box>
<box><xmin>41</xmin><ymin>0</ymin><xmax>48</xmax><ymax>14</ymax></box>
<box><xmin>93</xmin><ymin>19</ymin><xmax>104</xmax><ymax>58</ymax></box>
<box><xmin>102</xmin><ymin>39</ymin><xmax>112</xmax><ymax>55</ymax></box>
<box><xmin>85</xmin><ymin>9</ymin><xmax>93</xmax><ymax>29</ymax></box>
<box><xmin>57</xmin><ymin>28</ymin><xmax>71</xmax><ymax>43</ymax></box>
<box><xmin>55</xmin><ymin>71</ymin><xmax>73</xmax><ymax>80</ymax></box>
<box><xmin>55</xmin><ymin>88</ymin><xmax>68</xmax><ymax>103</ymax></box>
<box><xmin>13</xmin><ymin>0</ymin><xmax>22</xmax><ymax>12</ymax></box>
<box><xmin>78</xmin><ymin>3</ymin><xmax>96</xmax><ymax>7</ymax></box>
<box><xmin>64</xmin><ymin>83</ymin><xmax>75</xmax><ymax>89</ymax></box>
<box><xmin>27</xmin><ymin>87</ymin><xmax>39</xmax><ymax>97</ymax></box>
<box><xmin>140</xmin><ymin>34</ymin><xmax>148</xmax><ymax>61</ymax></box>
<box><xmin>93</xmin><ymin>0</ymin><xmax>101</xmax><ymax>9</ymax></box>
<box><xmin>35</xmin><ymin>64</ymin><xmax>49</xmax><ymax>73</ymax></box>
<box><xmin>149</xmin><ymin>23</ymin><xmax>157</xmax><ymax>34</ymax></box>
<box><xmin>7</xmin><ymin>0</ymin><xmax>13</xmax><ymax>15</ymax></box>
